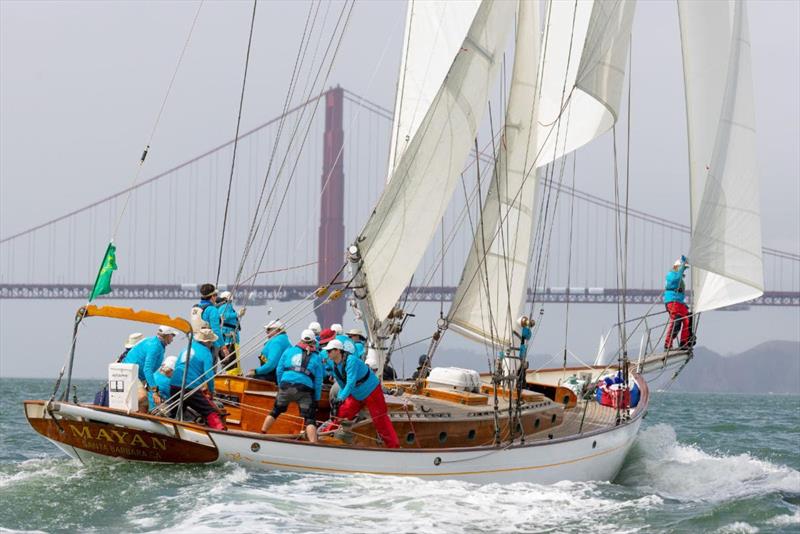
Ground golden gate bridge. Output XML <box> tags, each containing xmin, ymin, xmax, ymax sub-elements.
<box><xmin>1</xmin><ymin>87</ymin><xmax>798</xmax><ymax>328</ymax></box>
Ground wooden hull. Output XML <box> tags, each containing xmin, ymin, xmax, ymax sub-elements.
<box><xmin>23</xmin><ymin>373</ymin><xmax>648</xmax><ymax>483</ymax></box>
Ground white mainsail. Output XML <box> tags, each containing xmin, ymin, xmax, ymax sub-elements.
<box><xmin>535</xmin><ymin>0</ymin><xmax>635</xmax><ymax>167</ymax></box>
<box><xmin>678</xmin><ymin>0</ymin><xmax>763</xmax><ymax>312</ymax></box>
<box><xmin>358</xmin><ymin>0</ymin><xmax>515</xmax><ymax>321</ymax></box>
<box><xmin>387</xmin><ymin>0</ymin><xmax>481</xmax><ymax>181</ymax></box>
<box><xmin>448</xmin><ymin>0</ymin><xmax>541</xmax><ymax>346</ymax></box>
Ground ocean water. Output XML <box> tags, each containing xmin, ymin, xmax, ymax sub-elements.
<box><xmin>1</xmin><ymin>379</ymin><xmax>798</xmax><ymax>534</ymax></box>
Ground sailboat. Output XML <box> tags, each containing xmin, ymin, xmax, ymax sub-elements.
<box><xmin>24</xmin><ymin>0</ymin><xmax>763</xmax><ymax>484</ymax></box>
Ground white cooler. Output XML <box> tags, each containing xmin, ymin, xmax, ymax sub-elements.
<box><xmin>108</xmin><ymin>363</ymin><xmax>140</xmax><ymax>412</ymax></box>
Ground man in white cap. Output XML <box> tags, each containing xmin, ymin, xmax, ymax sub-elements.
<box><xmin>123</xmin><ymin>325</ymin><xmax>179</xmax><ymax>412</ymax></box>
<box><xmin>116</xmin><ymin>332</ymin><xmax>143</xmax><ymax>363</ymax></box>
<box><xmin>664</xmin><ymin>255</ymin><xmax>694</xmax><ymax>350</ymax></box>
<box><xmin>248</xmin><ymin>320</ymin><xmax>291</xmax><ymax>382</ymax></box>
<box><xmin>346</xmin><ymin>328</ymin><xmax>367</xmax><ymax>360</ymax></box>
<box><xmin>330</xmin><ymin>323</ymin><xmax>343</xmax><ymax>335</ymax></box>
<box><xmin>154</xmin><ymin>355</ymin><xmax>178</xmax><ymax>403</ymax></box>
<box><xmin>261</xmin><ymin>329</ymin><xmax>324</xmax><ymax>442</ymax></box>
<box><xmin>323</xmin><ymin>338</ymin><xmax>399</xmax><ymax>448</ymax></box>
<box><xmin>308</xmin><ymin>321</ymin><xmax>322</xmax><ymax>345</ymax></box>
<box><xmin>169</xmin><ymin>327</ymin><xmax>226</xmax><ymax>430</ymax></box>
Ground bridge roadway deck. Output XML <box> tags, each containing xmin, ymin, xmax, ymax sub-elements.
<box><xmin>1</xmin><ymin>284</ymin><xmax>797</xmax><ymax>307</ymax></box>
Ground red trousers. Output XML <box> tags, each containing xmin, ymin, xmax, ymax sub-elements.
<box><xmin>338</xmin><ymin>387</ymin><xmax>400</xmax><ymax>448</ymax></box>
<box><xmin>665</xmin><ymin>301</ymin><xmax>691</xmax><ymax>348</ymax></box>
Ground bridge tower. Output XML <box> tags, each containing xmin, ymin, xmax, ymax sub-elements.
<box><xmin>316</xmin><ymin>86</ymin><xmax>346</xmax><ymax>328</ymax></box>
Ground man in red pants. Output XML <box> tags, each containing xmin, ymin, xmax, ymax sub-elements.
<box><xmin>664</xmin><ymin>256</ymin><xmax>694</xmax><ymax>350</ymax></box>
<box><xmin>323</xmin><ymin>339</ymin><xmax>399</xmax><ymax>448</ymax></box>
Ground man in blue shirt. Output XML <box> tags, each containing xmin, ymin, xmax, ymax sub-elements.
<box><xmin>248</xmin><ymin>320</ymin><xmax>291</xmax><ymax>382</ymax></box>
<box><xmin>192</xmin><ymin>283</ymin><xmax>226</xmax><ymax>364</ymax></box>
<box><xmin>123</xmin><ymin>325</ymin><xmax>178</xmax><ymax>412</ymax></box>
<box><xmin>346</xmin><ymin>328</ymin><xmax>367</xmax><ymax>361</ymax></box>
<box><xmin>217</xmin><ymin>290</ymin><xmax>244</xmax><ymax>376</ymax></box>
<box><xmin>325</xmin><ymin>338</ymin><xmax>399</xmax><ymax>448</ymax></box>
<box><xmin>169</xmin><ymin>328</ymin><xmax>225</xmax><ymax>430</ymax></box>
<box><xmin>153</xmin><ymin>355</ymin><xmax>177</xmax><ymax>409</ymax></box>
<box><xmin>260</xmin><ymin>329</ymin><xmax>324</xmax><ymax>443</ymax></box>
<box><xmin>664</xmin><ymin>256</ymin><xmax>694</xmax><ymax>350</ymax></box>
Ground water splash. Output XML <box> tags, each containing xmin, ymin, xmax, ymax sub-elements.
<box><xmin>618</xmin><ymin>424</ymin><xmax>800</xmax><ymax>502</ymax></box>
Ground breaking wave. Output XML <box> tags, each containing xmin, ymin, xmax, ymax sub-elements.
<box><xmin>618</xmin><ymin>424</ymin><xmax>800</xmax><ymax>502</ymax></box>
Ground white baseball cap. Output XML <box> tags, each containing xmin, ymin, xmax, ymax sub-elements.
<box><xmin>157</xmin><ymin>325</ymin><xmax>180</xmax><ymax>337</ymax></box>
<box><xmin>300</xmin><ymin>329</ymin><xmax>316</xmax><ymax>342</ymax></box>
<box><xmin>342</xmin><ymin>340</ymin><xmax>356</xmax><ymax>354</ymax></box>
<box><xmin>162</xmin><ymin>355</ymin><xmax>178</xmax><ymax>370</ymax></box>
<box><xmin>324</xmin><ymin>339</ymin><xmax>344</xmax><ymax>351</ymax></box>
<box><xmin>308</xmin><ymin>321</ymin><xmax>321</xmax><ymax>334</ymax></box>
<box><xmin>265</xmin><ymin>320</ymin><xmax>284</xmax><ymax>331</ymax></box>
<box><xmin>330</xmin><ymin>323</ymin><xmax>343</xmax><ymax>334</ymax></box>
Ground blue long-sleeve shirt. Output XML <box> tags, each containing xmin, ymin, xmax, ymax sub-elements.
<box><xmin>332</xmin><ymin>353</ymin><xmax>379</xmax><ymax>402</ymax></box>
<box><xmin>319</xmin><ymin>349</ymin><xmax>335</xmax><ymax>380</ymax></box>
<box><xmin>154</xmin><ymin>371</ymin><xmax>172</xmax><ymax>399</ymax></box>
<box><xmin>255</xmin><ymin>332</ymin><xmax>291</xmax><ymax>377</ymax></box>
<box><xmin>123</xmin><ymin>336</ymin><xmax>166</xmax><ymax>387</ymax></box>
<box><xmin>217</xmin><ymin>302</ymin><xmax>240</xmax><ymax>344</ymax></box>
<box><xmin>171</xmin><ymin>341</ymin><xmax>215</xmax><ymax>393</ymax></box>
<box><xmin>276</xmin><ymin>345</ymin><xmax>324</xmax><ymax>401</ymax></box>
<box><xmin>664</xmin><ymin>264</ymin><xmax>688</xmax><ymax>304</ymax></box>
<box><xmin>197</xmin><ymin>300</ymin><xmax>224</xmax><ymax>348</ymax></box>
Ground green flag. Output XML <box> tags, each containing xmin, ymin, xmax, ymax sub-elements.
<box><xmin>89</xmin><ymin>242</ymin><xmax>118</xmax><ymax>302</ymax></box>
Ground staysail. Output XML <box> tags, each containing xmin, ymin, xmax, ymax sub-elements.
<box><xmin>678</xmin><ymin>0</ymin><xmax>763</xmax><ymax>312</ymax></box>
<box><xmin>358</xmin><ymin>0</ymin><xmax>515</xmax><ymax>321</ymax></box>
<box><xmin>387</xmin><ymin>0</ymin><xmax>481</xmax><ymax>181</ymax></box>
<box><xmin>448</xmin><ymin>0</ymin><xmax>541</xmax><ymax>346</ymax></box>
<box><xmin>535</xmin><ymin>0</ymin><xmax>636</xmax><ymax>167</ymax></box>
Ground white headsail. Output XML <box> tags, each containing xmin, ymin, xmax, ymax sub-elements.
<box><xmin>535</xmin><ymin>0</ymin><xmax>636</xmax><ymax>167</ymax></box>
<box><xmin>357</xmin><ymin>0</ymin><xmax>515</xmax><ymax>321</ymax></box>
<box><xmin>678</xmin><ymin>0</ymin><xmax>763</xmax><ymax>312</ymax></box>
<box><xmin>448</xmin><ymin>0</ymin><xmax>542</xmax><ymax>346</ymax></box>
<box><xmin>388</xmin><ymin>0</ymin><xmax>481</xmax><ymax>181</ymax></box>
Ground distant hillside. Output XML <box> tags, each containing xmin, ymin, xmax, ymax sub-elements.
<box><xmin>669</xmin><ymin>340</ymin><xmax>800</xmax><ymax>394</ymax></box>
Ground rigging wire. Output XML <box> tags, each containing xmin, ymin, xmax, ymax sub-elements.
<box><xmin>216</xmin><ymin>0</ymin><xmax>259</xmax><ymax>285</ymax></box>
<box><xmin>111</xmin><ymin>0</ymin><xmax>205</xmax><ymax>241</ymax></box>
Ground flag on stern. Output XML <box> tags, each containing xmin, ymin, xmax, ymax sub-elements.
<box><xmin>88</xmin><ymin>242</ymin><xmax>118</xmax><ymax>301</ymax></box>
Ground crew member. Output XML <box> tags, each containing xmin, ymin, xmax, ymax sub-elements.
<box><xmin>117</xmin><ymin>332</ymin><xmax>143</xmax><ymax>363</ymax></box>
<box><xmin>153</xmin><ymin>355</ymin><xmax>178</xmax><ymax>405</ymax></box>
<box><xmin>191</xmin><ymin>283</ymin><xmax>226</xmax><ymax>364</ymax></box>
<box><xmin>318</xmin><ymin>328</ymin><xmax>337</xmax><ymax>381</ymax></box>
<box><xmin>260</xmin><ymin>329</ymin><xmax>324</xmax><ymax>443</ymax></box>
<box><xmin>217</xmin><ymin>290</ymin><xmax>244</xmax><ymax>376</ymax></box>
<box><xmin>411</xmin><ymin>354</ymin><xmax>430</xmax><ymax>381</ymax></box>
<box><xmin>330</xmin><ymin>323</ymin><xmax>343</xmax><ymax>336</ymax></box>
<box><xmin>308</xmin><ymin>321</ymin><xmax>322</xmax><ymax>345</ymax></box>
<box><xmin>346</xmin><ymin>328</ymin><xmax>367</xmax><ymax>360</ymax></box>
<box><xmin>326</xmin><ymin>338</ymin><xmax>399</xmax><ymax>448</ymax></box>
<box><xmin>515</xmin><ymin>315</ymin><xmax>534</xmax><ymax>359</ymax></box>
<box><xmin>248</xmin><ymin>320</ymin><xmax>290</xmax><ymax>382</ymax></box>
<box><xmin>664</xmin><ymin>255</ymin><xmax>694</xmax><ymax>350</ymax></box>
<box><xmin>123</xmin><ymin>325</ymin><xmax>178</xmax><ymax>412</ymax></box>
<box><xmin>169</xmin><ymin>328</ymin><xmax>225</xmax><ymax>430</ymax></box>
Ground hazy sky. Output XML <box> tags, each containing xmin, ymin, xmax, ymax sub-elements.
<box><xmin>1</xmin><ymin>0</ymin><xmax>798</xmax><ymax>378</ymax></box>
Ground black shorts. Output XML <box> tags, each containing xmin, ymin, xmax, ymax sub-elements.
<box><xmin>168</xmin><ymin>386</ymin><xmax>217</xmax><ymax>418</ymax></box>
<box><xmin>270</xmin><ymin>383</ymin><xmax>317</xmax><ymax>425</ymax></box>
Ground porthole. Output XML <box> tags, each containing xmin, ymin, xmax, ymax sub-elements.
<box><xmin>467</xmin><ymin>429</ymin><xmax>476</xmax><ymax>440</ymax></box>
<box><xmin>562</xmin><ymin>395</ymin><xmax>570</xmax><ymax>405</ymax></box>
<box><xmin>405</xmin><ymin>432</ymin><xmax>416</xmax><ymax>444</ymax></box>
<box><xmin>438</xmin><ymin>431</ymin><xmax>448</xmax><ymax>443</ymax></box>
<box><xmin>534</xmin><ymin>418</ymin><xmax>540</xmax><ymax>429</ymax></box>
<box><xmin>548</xmin><ymin>433</ymin><xmax>554</xmax><ymax>440</ymax></box>
<box><xmin>251</xmin><ymin>442</ymin><xmax>261</xmax><ymax>452</ymax></box>
<box><xmin>592</xmin><ymin>440</ymin><xmax>597</xmax><ymax>449</ymax></box>
<box><xmin>551</xmin><ymin>413</ymin><xmax>557</xmax><ymax>424</ymax></box>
